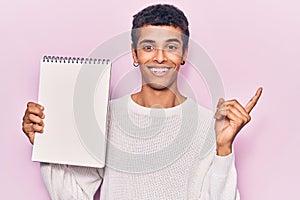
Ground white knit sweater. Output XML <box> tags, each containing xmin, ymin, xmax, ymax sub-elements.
<box><xmin>41</xmin><ymin>95</ymin><xmax>240</xmax><ymax>200</ymax></box>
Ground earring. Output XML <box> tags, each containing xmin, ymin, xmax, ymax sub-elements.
<box><xmin>181</xmin><ymin>61</ymin><xmax>185</xmax><ymax>65</ymax></box>
<box><xmin>133</xmin><ymin>62</ymin><xmax>139</xmax><ymax>67</ymax></box>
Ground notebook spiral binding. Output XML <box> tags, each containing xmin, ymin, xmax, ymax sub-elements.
<box><xmin>42</xmin><ymin>56</ymin><xmax>110</xmax><ymax>64</ymax></box>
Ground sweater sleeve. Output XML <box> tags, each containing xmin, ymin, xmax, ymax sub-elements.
<box><xmin>199</xmin><ymin>153</ymin><xmax>240</xmax><ymax>200</ymax></box>
<box><xmin>40</xmin><ymin>163</ymin><xmax>103</xmax><ymax>200</ymax></box>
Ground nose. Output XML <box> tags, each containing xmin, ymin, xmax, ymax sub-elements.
<box><xmin>153</xmin><ymin>48</ymin><xmax>167</xmax><ymax>63</ymax></box>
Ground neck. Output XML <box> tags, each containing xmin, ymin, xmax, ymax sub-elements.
<box><xmin>131</xmin><ymin>84</ymin><xmax>186</xmax><ymax>108</ymax></box>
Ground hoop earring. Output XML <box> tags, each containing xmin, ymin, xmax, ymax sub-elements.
<box><xmin>181</xmin><ymin>61</ymin><xmax>185</xmax><ymax>65</ymax></box>
<box><xmin>133</xmin><ymin>62</ymin><xmax>139</xmax><ymax>67</ymax></box>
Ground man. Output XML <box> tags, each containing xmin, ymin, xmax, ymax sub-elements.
<box><xmin>22</xmin><ymin>4</ymin><xmax>262</xmax><ymax>199</ymax></box>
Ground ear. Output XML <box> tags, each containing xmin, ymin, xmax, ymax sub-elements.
<box><xmin>182</xmin><ymin>46</ymin><xmax>188</xmax><ymax>63</ymax></box>
<box><xmin>131</xmin><ymin>44</ymin><xmax>138</xmax><ymax>63</ymax></box>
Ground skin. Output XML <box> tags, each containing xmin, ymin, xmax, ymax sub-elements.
<box><xmin>22</xmin><ymin>25</ymin><xmax>263</xmax><ymax>156</ymax></box>
<box><xmin>22</xmin><ymin>102</ymin><xmax>45</xmax><ymax>144</ymax></box>
<box><xmin>214</xmin><ymin>88</ymin><xmax>262</xmax><ymax>156</ymax></box>
<box><xmin>131</xmin><ymin>25</ymin><xmax>188</xmax><ymax>108</ymax></box>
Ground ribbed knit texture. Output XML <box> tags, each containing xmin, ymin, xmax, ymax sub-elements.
<box><xmin>41</xmin><ymin>95</ymin><xmax>240</xmax><ymax>200</ymax></box>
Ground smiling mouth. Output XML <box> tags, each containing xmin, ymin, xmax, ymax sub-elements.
<box><xmin>148</xmin><ymin>67</ymin><xmax>171</xmax><ymax>76</ymax></box>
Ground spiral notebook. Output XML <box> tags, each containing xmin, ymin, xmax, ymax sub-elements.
<box><xmin>32</xmin><ymin>56</ymin><xmax>111</xmax><ymax>168</ymax></box>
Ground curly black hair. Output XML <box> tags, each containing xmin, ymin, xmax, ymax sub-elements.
<box><xmin>131</xmin><ymin>4</ymin><xmax>190</xmax><ymax>53</ymax></box>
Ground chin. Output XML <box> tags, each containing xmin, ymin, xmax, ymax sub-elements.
<box><xmin>147</xmin><ymin>82</ymin><xmax>172</xmax><ymax>91</ymax></box>
<box><xmin>143</xmin><ymin>76</ymin><xmax>178</xmax><ymax>90</ymax></box>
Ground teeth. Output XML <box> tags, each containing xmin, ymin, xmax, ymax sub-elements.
<box><xmin>149</xmin><ymin>68</ymin><xmax>169</xmax><ymax>73</ymax></box>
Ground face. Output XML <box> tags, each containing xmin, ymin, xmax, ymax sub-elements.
<box><xmin>132</xmin><ymin>25</ymin><xmax>188</xmax><ymax>90</ymax></box>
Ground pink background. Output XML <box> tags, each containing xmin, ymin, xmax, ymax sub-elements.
<box><xmin>1</xmin><ymin>0</ymin><xmax>299</xmax><ymax>199</ymax></box>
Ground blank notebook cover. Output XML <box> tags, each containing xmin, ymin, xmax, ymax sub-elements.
<box><xmin>32</xmin><ymin>56</ymin><xmax>111</xmax><ymax>168</ymax></box>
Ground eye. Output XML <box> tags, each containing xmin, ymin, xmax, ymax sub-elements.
<box><xmin>166</xmin><ymin>44</ymin><xmax>178</xmax><ymax>51</ymax></box>
<box><xmin>143</xmin><ymin>44</ymin><xmax>154</xmax><ymax>51</ymax></box>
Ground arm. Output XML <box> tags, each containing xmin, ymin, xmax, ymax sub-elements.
<box><xmin>198</xmin><ymin>88</ymin><xmax>262</xmax><ymax>199</ymax></box>
<box><xmin>199</xmin><ymin>152</ymin><xmax>240</xmax><ymax>200</ymax></box>
<box><xmin>22</xmin><ymin>103</ymin><xmax>102</xmax><ymax>199</ymax></box>
<box><xmin>41</xmin><ymin>163</ymin><xmax>102</xmax><ymax>200</ymax></box>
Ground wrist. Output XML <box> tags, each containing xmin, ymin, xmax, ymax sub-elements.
<box><xmin>216</xmin><ymin>143</ymin><xmax>232</xmax><ymax>156</ymax></box>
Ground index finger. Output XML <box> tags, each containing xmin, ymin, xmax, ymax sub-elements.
<box><xmin>245</xmin><ymin>87</ymin><xmax>263</xmax><ymax>113</ymax></box>
<box><xmin>26</xmin><ymin>102</ymin><xmax>45</xmax><ymax>118</ymax></box>
<box><xmin>27</xmin><ymin>102</ymin><xmax>44</xmax><ymax>110</ymax></box>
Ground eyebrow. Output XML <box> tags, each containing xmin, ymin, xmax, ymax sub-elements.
<box><xmin>166</xmin><ymin>38</ymin><xmax>181</xmax><ymax>44</ymax></box>
<box><xmin>139</xmin><ymin>38</ymin><xmax>182</xmax><ymax>45</ymax></box>
<box><xmin>139</xmin><ymin>39</ymin><xmax>155</xmax><ymax>45</ymax></box>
